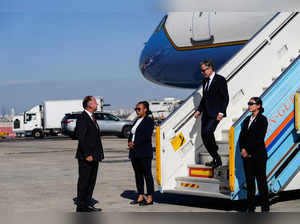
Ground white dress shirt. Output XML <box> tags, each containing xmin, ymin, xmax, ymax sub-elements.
<box><xmin>84</xmin><ymin>109</ymin><xmax>94</xmax><ymax>121</ymax></box>
<box><xmin>84</xmin><ymin>109</ymin><xmax>99</xmax><ymax>129</ymax></box>
<box><xmin>205</xmin><ymin>72</ymin><xmax>223</xmax><ymax>117</ymax></box>
<box><xmin>205</xmin><ymin>72</ymin><xmax>215</xmax><ymax>90</ymax></box>
<box><xmin>248</xmin><ymin>115</ymin><xmax>256</xmax><ymax>129</ymax></box>
<box><xmin>131</xmin><ymin>117</ymin><xmax>143</xmax><ymax>142</ymax></box>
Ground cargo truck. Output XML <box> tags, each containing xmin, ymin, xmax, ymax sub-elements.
<box><xmin>21</xmin><ymin>98</ymin><xmax>103</xmax><ymax>138</ymax></box>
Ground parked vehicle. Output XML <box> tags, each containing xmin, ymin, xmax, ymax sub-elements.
<box><xmin>22</xmin><ymin>97</ymin><xmax>104</xmax><ymax>139</ymax></box>
<box><xmin>12</xmin><ymin>114</ymin><xmax>25</xmax><ymax>137</ymax></box>
<box><xmin>61</xmin><ymin>111</ymin><xmax>133</xmax><ymax>138</ymax></box>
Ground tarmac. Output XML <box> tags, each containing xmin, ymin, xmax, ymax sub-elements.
<box><xmin>0</xmin><ymin>136</ymin><xmax>300</xmax><ymax>213</ymax></box>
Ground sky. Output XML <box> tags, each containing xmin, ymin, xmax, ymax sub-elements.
<box><xmin>0</xmin><ymin>0</ymin><xmax>192</xmax><ymax>114</ymax></box>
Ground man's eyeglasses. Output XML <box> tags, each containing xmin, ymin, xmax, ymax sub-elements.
<box><xmin>135</xmin><ymin>108</ymin><xmax>142</xmax><ymax>112</ymax></box>
<box><xmin>248</xmin><ymin>102</ymin><xmax>257</xmax><ymax>106</ymax></box>
<box><xmin>201</xmin><ymin>67</ymin><xmax>209</xmax><ymax>73</ymax></box>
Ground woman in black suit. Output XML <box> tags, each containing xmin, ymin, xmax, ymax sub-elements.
<box><xmin>128</xmin><ymin>101</ymin><xmax>155</xmax><ymax>206</ymax></box>
<box><xmin>239</xmin><ymin>97</ymin><xmax>270</xmax><ymax>213</ymax></box>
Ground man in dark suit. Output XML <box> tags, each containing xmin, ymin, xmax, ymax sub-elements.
<box><xmin>194</xmin><ymin>59</ymin><xmax>229</xmax><ymax>168</ymax></box>
<box><xmin>75</xmin><ymin>96</ymin><xmax>104</xmax><ymax>212</ymax></box>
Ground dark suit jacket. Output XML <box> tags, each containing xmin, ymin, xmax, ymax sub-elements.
<box><xmin>128</xmin><ymin>116</ymin><xmax>154</xmax><ymax>159</ymax></box>
<box><xmin>197</xmin><ymin>74</ymin><xmax>229</xmax><ymax>118</ymax></box>
<box><xmin>238</xmin><ymin>113</ymin><xmax>268</xmax><ymax>159</ymax></box>
<box><xmin>75</xmin><ymin>111</ymin><xmax>104</xmax><ymax>162</ymax></box>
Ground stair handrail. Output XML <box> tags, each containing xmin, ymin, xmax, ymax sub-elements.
<box><xmin>160</xmin><ymin>13</ymin><xmax>297</xmax><ymax>133</ymax></box>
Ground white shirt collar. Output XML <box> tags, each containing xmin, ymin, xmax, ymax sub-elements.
<box><xmin>248</xmin><ymin>115</ymin><xmax>257</xmax><ymax>129</ymax></box>
<box><xmin>209</xmin><ymin>72</ymin><xmax>215</xmax><ymax>81</ymax></box>
<box><xmin>84</xmin><ymin>109</ymin><xmax>93</xmax><ymax>120</ymax></box>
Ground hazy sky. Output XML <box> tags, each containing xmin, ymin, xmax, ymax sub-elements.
<box><xmin>0</xmin><ymin>0</ymin><xmax>192</xmax><ymax>114</ymax></box>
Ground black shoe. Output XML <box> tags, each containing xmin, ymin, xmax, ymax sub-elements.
<box><xmin>140</xmin><ymin>200</ymin><xmax>153</xmax><ymax>206</ymax></box>
<box><xmin>212</xmin><ymin>160</ymin><xmax>222</xmax><ymax>169</ymax></box>
<box><xmin>87</xmin><ymin>205</ymin><xmax>102</xmax><ymax>212</ymax></box>
<box><xmin>246</xmin><ymin>208</ymin><xmax>255</xmax><ymax>213</ymax></box>
<box><xmin>261</xmin><ymin>207</ymin><xmax>270</xmax><ymax>213</ymax></box>
<box><xmin>130</xmin><ymin>200</ymin><xmax>144</xmax><ymax>205</ymax></box>
<box><xmin>205</xmin><ymin>160</ymin><xmax>215</xmax><ymax>167</ymax></box>
<box><xmin>76</xmin><ymin>207</ymin><xmax>92</xmax><ymax>212</ymax></box>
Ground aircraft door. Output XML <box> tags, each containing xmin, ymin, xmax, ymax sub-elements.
<box><xmin>191</xmin><ymin>12</ymin><xmax>214</xmax><ymax>46</ymax></box>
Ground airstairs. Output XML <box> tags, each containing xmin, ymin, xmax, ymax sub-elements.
<box><xmin>155</xmin><ymin>12</ymin><xmax>300</xmax><ymax>200</ymax></box>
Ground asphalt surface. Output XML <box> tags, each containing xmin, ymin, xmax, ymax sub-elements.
<box><xmin>0</xmin><ymin>136</ymin><xmax>300</xmax><ymax>213</ymax></box>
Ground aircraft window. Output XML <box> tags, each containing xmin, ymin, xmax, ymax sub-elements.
<box><xmin>154</xmin><ymin>15</ymin><xmax>168</xmax><ymax>34</ymax></box>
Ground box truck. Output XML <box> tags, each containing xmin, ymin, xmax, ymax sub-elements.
<box><xmin>22</xmin><ymin>98</ymin><xmax>103</xmax><ymax>138</ymax></box>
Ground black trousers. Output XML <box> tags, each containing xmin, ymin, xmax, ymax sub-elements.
<box><xmin>77</xmin><ymin>160</ymin><xmax>99</xmax><ymax>209</ymax></box>
<box><xmin>131</xmin><ymin>158</ymin><xmax>154</xmax><ymax>195</ymax></box>
<box><xmin>243</xmin><ymin>156</ymin><xmax>269</xmax><ymax>211</ymax></box>
<box><xmin>201</xmin><ymin>116</ymin><xmax>220</xmax><ymax>161</ymax></box>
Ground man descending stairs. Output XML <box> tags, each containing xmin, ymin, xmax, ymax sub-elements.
<box><xmin>194</xmin><ymin>59</ymin><xmax>229</xmax><ymax>169</ymax></box>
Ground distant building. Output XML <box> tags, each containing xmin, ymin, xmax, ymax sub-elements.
<box><xmin>127</xmin><ymin>97</ymin><xmax>183</xmax><ymax>121</ymax></box>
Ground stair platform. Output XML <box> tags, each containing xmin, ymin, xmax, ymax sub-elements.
<box><xmin>166</xmin><ymin>189</ymin><xmax>230</xmax><ymax>199</ymax></box>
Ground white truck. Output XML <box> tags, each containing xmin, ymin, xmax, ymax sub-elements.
<box><xmin>21</xmin><ymin>98</ymin><xmax>104</xmax><ymax>138</ymax></box>
<box><xmin>12</xmin><ymin>114</ymin><xmax>25</xmax><ymax>137</ymax></box>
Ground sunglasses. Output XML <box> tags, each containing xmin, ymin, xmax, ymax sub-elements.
<box><xmin>201</xmin><ymin>67</ymin><xmax>209</xmax><ymax>73</ymax></box>
<box><xmin>135</xmin><ymin>108</ymin><xmax>142</xmax><ymax>112</ymax></box>
<box><xmin>248</xmin><ymin>102</ymin><xmax>257</xmax><ymax>106</ymax></box>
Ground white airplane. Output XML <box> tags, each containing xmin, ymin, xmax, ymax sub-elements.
<box><xmin>139</xmin><ymin>12</ymin><xmax>276</xmax><ymax>88</ymax></box>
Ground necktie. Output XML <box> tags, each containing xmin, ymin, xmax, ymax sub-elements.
<box><xmin>92</xmin><ymin>114</ymin><xmax>99</xmax><ymax>130</ymax></box>
<box><xmin>205</xmin><ymin>78</ymin><xmax>210</xmax><ymax>92</ymax></box>
<box><xmin>92</xmin><ymin>114</ymin><xmax>97</xmax><ymax>124</ymax></box>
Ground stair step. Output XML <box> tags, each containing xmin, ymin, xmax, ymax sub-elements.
<box><xmin>175</xmin><ymin>176</ymin><xmax>230</xmax><ymax>196</ymax></box>
<box><xmin>198</xmin><ymin>152</ymin><xmax>229</xmax><ymax>166</ymax></box>
<box><xmin>188</xmin><ymin>164</ymin><xmax>214</xmax><ymax>178</ymax></box>
<box><xmin>176</xmin><ymin>176</ymin><xmax>220</xmax><ymax>184</ymax></box>
<box><xmin>188</xmin><ymin>164</ymin><xmax>229</xmax><ymax>180</ymax></box>
<box><xmin>165</xmin><ymin>189</ymin><xmax>230</xmax><ymax>199</ymax></box>
<box><xmin>272</xmin><ymin>76</ymin><xmax>278</xmax><ymax>81</ymax></box>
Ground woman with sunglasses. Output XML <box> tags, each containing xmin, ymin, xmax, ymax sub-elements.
<box><xmin>128</xmin><ymin>101</ymin><xmax>155</xmax><ymax>206</ymax></box>
<box><xmin>238</xmin><ymin>97</ymin><xmax>270</xmax><ymax>213</ymax></box>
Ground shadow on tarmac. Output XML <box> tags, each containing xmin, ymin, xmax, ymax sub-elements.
<box><xmin>121</xmin><ymin>189</ymin><xmax>300</xmax><ymax>212</ymax></box>
<box><xmin>120</xmin><ymin>190</ymin><xmax>246</xmax><ymax>212</ymax></box>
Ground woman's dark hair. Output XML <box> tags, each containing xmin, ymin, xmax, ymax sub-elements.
<box><xmin>137</xmin><ymin>101</ymin><xmax>152</xmax><ymax>116</ymax></box>
<box><xmin>251</xmin><ymin>97</ymin><xmax>265</xmax><ymax>113</ymax></box>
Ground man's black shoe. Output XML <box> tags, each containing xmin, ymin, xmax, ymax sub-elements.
<box><xmin>261</xmin><ymin>207</ymin><xmax>270</xmax><ymax>213</ymax></box>
<box><xmin>246</xmin><ymin>208</ymin><xmax>255</xmax><ymax>213</ymax></box>
<box><xmin>212</xmin><ymin>160</ymin><xmax>222</xmax><ymax>169</ymax></box>
<box><xmin>88</xmin><ymin>205</ymin><xmax>102</xmax><ymax>212</ymax></box>
<box><xmin>76</xmin><ymin>207</ymin><xmax>92</xmax><ymax>212</ymax></box>
<box><xmin>205</xmin><ymin>160</ymin><xmax>215</xmax><ymax>167</ymax></box>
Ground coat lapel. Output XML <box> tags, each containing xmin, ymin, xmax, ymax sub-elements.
<box><xmin>84</xmin><ymin>111</ymin><xmax>99</xmax><ymax>131</ymax></box>
<box><xmin>136</xmin><ymin>117</ymin><xmax>146</xmax><ymax>132</ymax></box>
<box><xmin>207</xmin><ymin>75</ymin><xmax>216</xmax><ymax>92</ymax></box>
<box><xmin>248</xmin><ymin>115</ymin><xmax>258</xmax><ymax>131</ymax></box>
